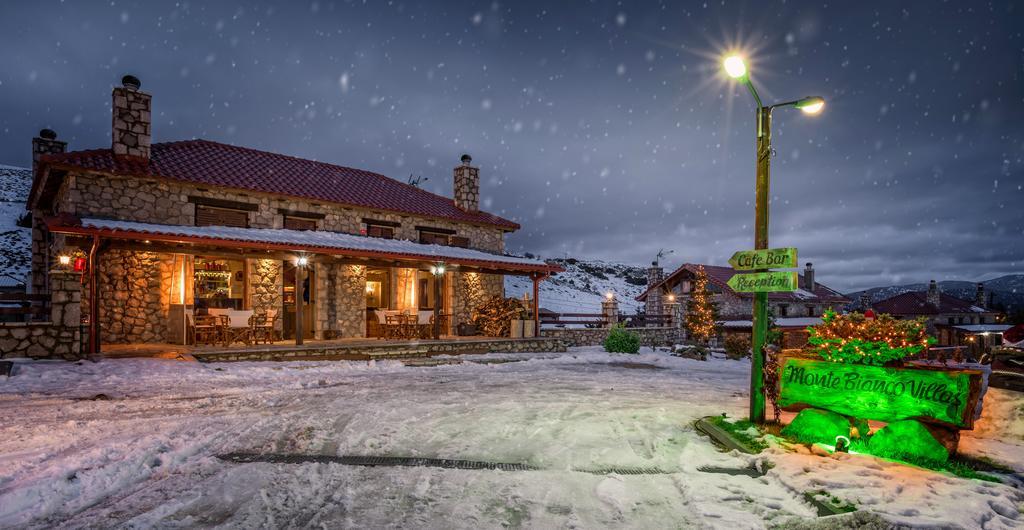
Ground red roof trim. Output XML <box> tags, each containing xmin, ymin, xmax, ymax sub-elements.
<box><xmin>45</xmin><ymin>216</ymin><xmax>560</xmax><ymax>275</ymax></box>
<box><xmin>36</xmin><ymin>139</ymin><xmax>520</xmax><ymax>231</ymax></box>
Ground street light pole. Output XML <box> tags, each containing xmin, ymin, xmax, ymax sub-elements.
<box><xmin>750</xmin><ymin>105</ymin><xmax>772</xmax><ymax>423</ymax></box>
<box><xmin>724</xmin><ymin>55</ymin><xmax>824</xmax><ymax>424</ymax></box>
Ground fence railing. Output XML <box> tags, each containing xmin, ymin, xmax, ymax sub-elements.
<box><xmin>539</xmin><ymin>310</ymin><xmax>672</xmax><ymax>328</ymax></box>
<box><xmin>0</xmin><ymin>292</ymin><xmax>50</xmax><ymax>322</ymax></box>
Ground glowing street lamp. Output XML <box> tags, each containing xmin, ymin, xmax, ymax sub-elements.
<box><xmin>723</xmin><ymin>54</ymin><xmax>825</xmax><ymax>424</ymax></box>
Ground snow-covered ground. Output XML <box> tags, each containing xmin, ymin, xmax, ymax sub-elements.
<box><xmin>0</xmin><ymin>349</ymin><xmax>1022</xmax><ymax>529</ymax></box>
<box><xmin>0</xmin><ymin>165</ymin><xmax>32</xmax><ymax>284</ymax></box>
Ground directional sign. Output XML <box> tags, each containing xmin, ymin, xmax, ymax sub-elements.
<box><xmin>727</xmin><ymin>271</ymin><xmax>799</xmax><ymax>293</ymax></box>
<box><xmin>728</xmin><ymin>247</ymin><xmax>798</xmax><ymax>271</ymax></box>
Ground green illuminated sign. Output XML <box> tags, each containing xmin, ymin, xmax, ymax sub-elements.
<box><xmin>727</xmin><ymin>271</ymin><xmax>798</xmax><ymax>293</ymax></box>
<box><xmin>728</xmin><ymin>247</ymin><xmax>798</xmax><ymax>271</ymax></box>
<box><xmin>778</xmin><ymin>357</ymin><xmax>979</xmax><ymax>428</ymax></box>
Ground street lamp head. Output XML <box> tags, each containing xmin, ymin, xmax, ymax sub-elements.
<box><xmin>296</xmin><ymin>255</ymin><xmax>309</xmax><ymax>267</ymax></box>
<box><xmin>796</xmin><ymin>96</ymin><xmax>825</xmax><ymax>115</ymax></box>
<box><xmin>723</xmin><ymin>55</ymin><xmax>747</xmax><ymax>80</ymax></box>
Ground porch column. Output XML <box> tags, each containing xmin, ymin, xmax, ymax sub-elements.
<box><xmin>531</xmin><ymin>273</ymin><xmax>540</xmax><ymax>325</ymax></box>
<box><xmin>87</xmin><ymin>235</ymin><xmax>101</xmax><ymax>356</ymax></box>
<box><xmin>295</xmin><ymin>261</ymin><xmax>305</xmax><ymax>345</ymax></box>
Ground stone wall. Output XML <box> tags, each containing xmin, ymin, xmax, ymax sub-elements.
<box><xmin>541</xmin><ymin>326</ymin><xmax>682</xmax><ymax>348</ymax></box>
<box><xmin>0</xmin><ymin>271</ymin><xmax>82</xmax><ymax>359</ymax></box>
<box><xmin>63</xmin><ymin>172</ymin><xmax>506</xmax><ymax>253</ymax></box>
<box><xmin>450</xmin><ymin>271</ymin><xmax>504</xmax><ymax>329</ymax></box>
<box><xmin>314</xmin><ymin>263</ymin><xmax>366</xmax><ymax>339</ymax></box>
<box><xmin>192</xmin><ymin>337</ymin><xmax>567</xmax><ymax>362</ymax></box>
<box><xmin>97</xmin><ymin>250</ymin><xmax>171</xmax><ymax>344</ymax></box>
<box><xmin>248</xmin><ymin>258</ymin><xmax>283</xmax><ymax>332</ymax></box>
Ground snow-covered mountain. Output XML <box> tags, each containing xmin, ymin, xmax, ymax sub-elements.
<box><xmin>0</xmin><ymin>165</ymin><xmax>32</xmax><ymax>286</ymax></box>
<box><xmin>505</xmin><ymin>258</ymin><xmax>647</xmax><ymax>314</ymax></box>
<box><xmin>847</xmin><ymin>275</ymin><xmax>1024</xmax><ymax>313</ymax></box>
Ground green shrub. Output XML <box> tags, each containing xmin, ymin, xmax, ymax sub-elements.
<box><xmin>868</xmin><ymin>420</ymin><xmax>949</xmax><ymax>465</ymax></box>
<box><xmin>781</xmin><ymin>408</ymin><xmax>851</xmax><ymax>446</ymax></box>
<box><xmin>724</xmin><ymin>334</ymin><xmax>750</xmax><ymax>360</ymax></box>
<box><xmin>604</xmin><ymin>324</ymin><xmax>640</xmax><ymax>354</ymax></box>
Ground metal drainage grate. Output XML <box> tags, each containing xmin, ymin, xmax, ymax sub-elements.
<box><xmin>217</xmin><ymin>453</ymin><xmax>677</xmax><ymax>475</ymax></box>
<box><xmin>574</xmin><ymin>467</ymin><xmax>674</xmax><ymax>475</ymax></box>
<box><xmin>218</xmin><ymin>452</ymin><xmax>538</xmax><ymax>472</ymax></box>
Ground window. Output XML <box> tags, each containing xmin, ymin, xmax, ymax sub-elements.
<box><xmin>362</xmin><ymin>218</ymin><xmax>399</xmax><ymax>239</ymax></box>
<box><xmin>283</xmin><ymin>216</ymin><xmax>317</xmax><ymax>231</ymax></box>
<box><xmin>365</xmin><ymin>268</ymin><xmax>390</xmax><ymax>308</ymax></box>
<box><xmin>778</xmin><ymin>304</ymin><xmax>789</xmax><ymax>317</ymax></box>
<box><xmin>416</xmin><ymin>225</ymin><xmax>455</xmax><ymax>246</ymax></box>
<box><xmin>806</xmin><ymin>305</ymin><xmax>815</xmax><ymax>317</ymax></box>
<box><xmin>419</xmin><ymin>231</ymin><xmax>449</xmax><ymax>245</ymax></box>
<box><xmin>195</xmin><ymin>205</ymin><xmax>248</xmax><ymax>228</ymax></box>
<box><xmin>194</xmin><ymin>257</ymin><xmax>246</xmax><ymax>309</ymax></box>
<box><xmin>366</xmin><ymin>224</ymin><xmax>395</xmax><ymax>239</ymax></box>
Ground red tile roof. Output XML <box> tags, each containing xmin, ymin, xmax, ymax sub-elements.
<box><xmin>36</xmin><ymin>139</ymin><xmax>519</xmax><ymax>230</ymax></box>
<box><xmin>636</xmin><ymin>263</ymin><xmax>849</xmax><ymax>304</ymax></box>
<box><xmin>871</xmin><ymin>291</ymin><xmax>983</xmax><ymax>315</ymax></box>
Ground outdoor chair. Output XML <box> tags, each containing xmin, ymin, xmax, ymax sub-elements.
<box><xmin>251</xmin><ymin>309</ymin><xmax>277</xmax><ymax>345</ymax></box>
<box><xmin>194</xmin><ymin>314</ymin><xmax>223</xmax><ymax>346</ymax></box>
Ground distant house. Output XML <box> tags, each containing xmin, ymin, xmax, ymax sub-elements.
<box><xmin>868</xmin><ymin>280</ymin><xmax>1006</xmax><ymax>349</ymax></box>
<box><xmin>636</xmin><ymin>262</ymin><xmax>849</xmax><ymax>346</ymax></box>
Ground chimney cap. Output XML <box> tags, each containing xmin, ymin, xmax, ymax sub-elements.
<box><xmin>121</xmin><ymin>75</ymin><xmax>141</xmax><ymax>90</ymax></box>
<box><xmin>460</xmin><ymin>153</ymin><xmax>472</xmax><ymax>165</ymax></box>
<box><xmin>805</xmin><ymin>262</ymin><xmax>813</xmax><ymax>267</ymax></box>
<box><xmin>38</xmin><ymin>128</ymin><xmax>57</xmax><ymax>140</ymax></box>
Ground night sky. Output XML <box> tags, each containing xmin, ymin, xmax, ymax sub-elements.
<box><xmin>1</xmin><ymin>1</ymin><xmax>1021</xmax><ymax>291</ymax></box>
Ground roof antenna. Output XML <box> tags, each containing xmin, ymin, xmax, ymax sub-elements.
<box><xmin>653</xmin><ymin>249</ymin><xmax>673</xmax><ymax>266</ymax></box>
<box><xmin>407</xmin><ymin>174</ymin><xmax>429</xmax><ymax>187</ymax></box>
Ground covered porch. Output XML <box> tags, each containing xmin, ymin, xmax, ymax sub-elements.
<box><xmin>46</xmin><ymin>216</ymin><xmax>561</xmax><ymax>357</ymax></box>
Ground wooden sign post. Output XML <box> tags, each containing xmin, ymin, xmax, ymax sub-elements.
<box><xmin>730</xmin><ymin>246</ymin><xmax>799</xmax><ymax>424</ymax></box>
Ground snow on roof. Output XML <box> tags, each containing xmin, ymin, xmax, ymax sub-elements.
<box><xmin>0</xmin><ymin>273</ymin><xmax>25</xmax><ymax>288</ymax></box>
<box><xmin>76</xmin><ymin>217</ymin><xmax>555</xmax><ymax>271</ymax></box>
<box><xmin>949</xmin><ymin>324</ymin><xmax>1013</xmax><ymax>333</ymax></box>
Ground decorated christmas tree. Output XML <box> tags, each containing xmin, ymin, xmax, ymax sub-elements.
<box><xmin>685</xmin><ymin>265</ymin><xmax>719</xmax><ymax>343</ymax></box>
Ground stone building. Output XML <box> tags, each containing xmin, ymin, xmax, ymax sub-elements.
<box><xmin>869</xmin><ymin>280</ymin><xmax>1004</xmax><ymax>347</ymax></box>
<box><xmin>28</xmin><ymin>75</ymin><xmax>560</xmax><ymax>354</ymax></box>
<box><xmin>636</xmin><ymin>262</ymin><xmax>850</xmax><ymax>344</ymax></box>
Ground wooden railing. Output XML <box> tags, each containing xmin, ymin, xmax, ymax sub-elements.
<box><xmin>539</xmin><ymin>310</ymin><xmax>672</xmax><ymax>328</ymax></box>
<box><xmin>0</xmin><ymin>292</ymin><xmax>50</xmax><ymax>322</ymax></box>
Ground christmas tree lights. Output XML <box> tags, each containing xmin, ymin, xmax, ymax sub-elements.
<box><xmin>685</xmin><ymin>265</ymin><xmax>719</xmax><ymax>343</ymax></box>
<box><xmin>807</xmin><ymin>310</ymin><xmax>935</xmax><ymax>366</ymax></box>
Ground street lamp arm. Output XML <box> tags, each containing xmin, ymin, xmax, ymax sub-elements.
<box><xmin>743</xmin><ymin>79</ymin><xmax>763</xmax><ymax>109</ymax></box>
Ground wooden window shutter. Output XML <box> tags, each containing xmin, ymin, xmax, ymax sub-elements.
<box><xmin>450</xmin><ymin>236</ymin><xmax>470</xmax><ymax>248</ymax></box>
<box><xmin>195</xmin><ymin>205</ymin><xmax>248</xmax><ymax>228</ymax></box>
<box><xmin>366</xmin><ymin>225</ymin><xmax>395</xmax><ymax>239</ymax></box>
<box><xmin>284</xmin><ymin>216</ymin><xmax>317</xmax><ymax>231</ymax></box>
<box><xmin>419</xmin><ymin>231</ymin><xmax>449</xmax><ymax>246</ymax></box>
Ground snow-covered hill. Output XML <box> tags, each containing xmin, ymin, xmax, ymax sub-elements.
<box><xmin>847</xmin><ymin>275</ymin><xmax>1024</xmax><ymax>313</ymax></box>
<box><xmin>0</xmin><ymin>165</ymin><xmax>32</xmax><ymax>286</ymax></box>
<box><xmin>505</xmin><ymin>258</ymin><xmax>647</xmax><ymax>314</ymax></box>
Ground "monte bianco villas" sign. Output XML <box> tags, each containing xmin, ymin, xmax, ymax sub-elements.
<box><xmin>777</xmin><ymin>357</ymin><xmax>984</xmax><ymax>428</ymax></box>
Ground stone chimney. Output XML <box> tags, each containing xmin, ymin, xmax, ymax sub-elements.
<box><xmin>453</xmin><ymin>154</ymin><xmax>479</xmax><ymax>212</ymax></box>
<box><xmin>111</xmin><ymin>75</ymin><xmax>151</xmax><ymax>159</ymax></box>
<box><xmin>30</xmin><ymin>129</ymin><xmax>67</xmax><ymax>294</ymax></box>
<box><xmin>975</xmin><ymin>282</ymin><xmax>986</xmax><ymax>308</ymax></box>
<box><xmin>804</xmin><ymin>262</ymin><xmax>815</xmax><ymax>292</ymax></box>
<box><xmin>645</xmin><ymin>262</ymin><xmax>665</xmax><ymax>322</ymax></box>
<box><xmin>32</xmin><ymin>128</ymin><xmax>67</xmax><ymax>176</ymax></box>
<box><xmin>927</xmin><ymin>280</ymin><xmax>940</xmax><ymax>308</ymax></box>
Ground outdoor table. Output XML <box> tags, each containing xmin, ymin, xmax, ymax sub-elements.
<box><xmin>216</xmin><ymin>309</ymin><xmax>254</xmax><ymax>346</ymax></box>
